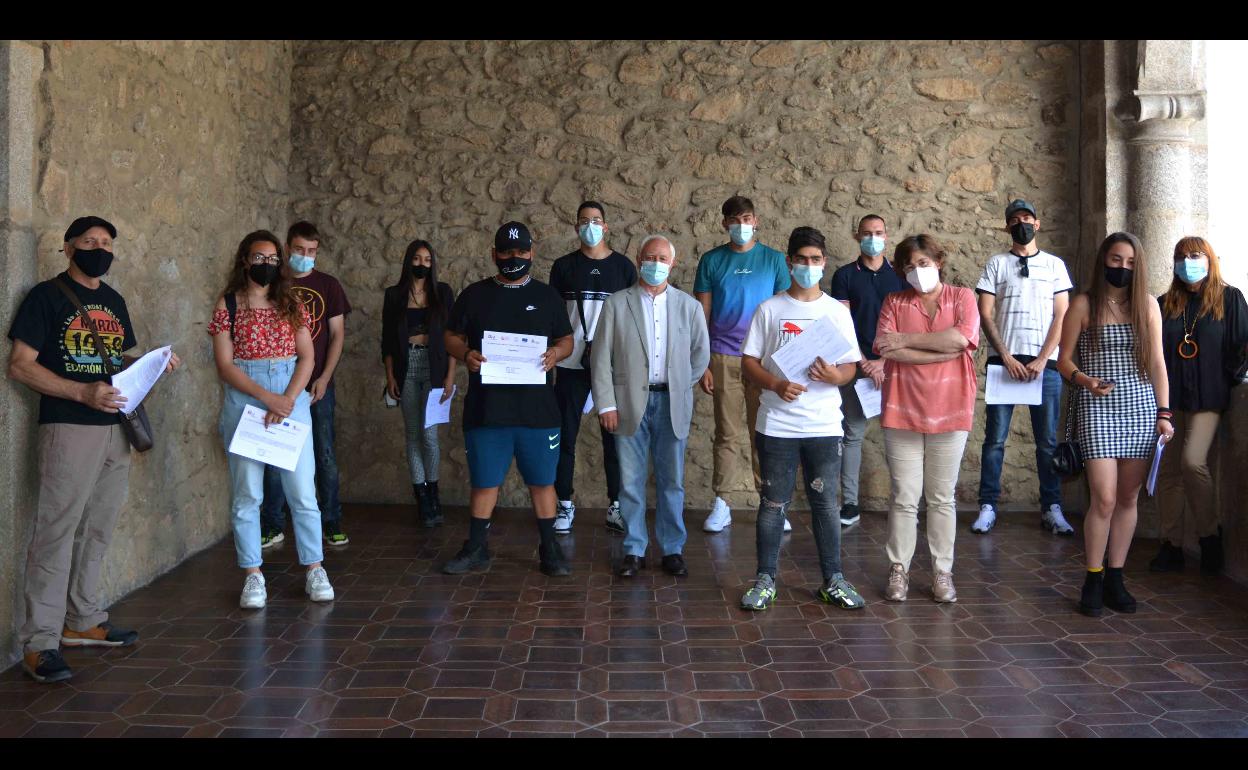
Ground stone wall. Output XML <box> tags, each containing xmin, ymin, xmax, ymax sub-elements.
<box><xmin>288</xmin><ymin>40</ymin><xmax>1081</xmax><ymax>511</ymax></box>
<box><xmin>0</xmin><ymin>40</ymin><xmax>291</xmax><ymax>663</ymax></box>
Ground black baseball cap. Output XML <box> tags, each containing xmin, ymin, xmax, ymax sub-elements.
<box><xmin>64</xmin><ymin>215</ymin><xmax>117</xmax><ymax>243</ymax></box>
<box><xmin>1004</xmin><ymin>199</ymin><xmax>1037</xmax><ymax>220</ymax></box>
<box><xmin>494</xmin><ymin>221</ymin><xmax>533</xmax><ymax>252</ymax></box>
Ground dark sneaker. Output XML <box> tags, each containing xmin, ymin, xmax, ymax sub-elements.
<box><xmin>1200</xmin><ymin>528</ymin><xmax>1224</xmax><ymax>576</ymax></box>
<box><xmin>1149</xmin><ymin>541</ymin><xmax>1185</xmax><ymax>573</ymax></box>
<box><xmin>442</xmin><ymin>541</ymin><xmax>491</xmax><ymax>575</ymax></box>
<box><xmin>260</xmin><ymin>530</ymin><xmax>284</xmax><ymax>549</ymax></box>
<box><xmin>741</xmin><ymin>573</ymin><xmax>777</xmax><ymax>611</ymax></box>
<box><xmin>324</xmin><ymin>525</ymin><xmax>350</xmax><ymax>546</ymax></box>
<box><xmin>62</xmin><ymin>621</ymin><xmax>138</xmax><ymax>647</ymax></box>
<box><xmin>1102</xmin><ymin>569</ymin><xmax>1137</xmax><ymax>613</ymax></box>
<box><xmin>1078</xmin><ymin>570</ymin><xmax>1104</xmax><ymax>617</ymax></box>
<box><xmin>22</xmin><ymin>649</ymin><xmax>72</xmax><ymax>683</ymax></box>
<box><xmin>818</xmin><ymin>575</ymin><xmax>866</xmax><ymax>609</ymax></box>
<box><xmin>539</xmin><ymin>540</ymin><xmax>572</xmax><ymax>576</ymax></box>
<box><xmin>840</xmin><ymin>503</ymin><xmax>860</xmax><ymax>527</ymax></box>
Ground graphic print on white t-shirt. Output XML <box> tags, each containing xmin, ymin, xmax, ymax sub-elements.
<box><xmin>779</xmin><ymin>318</ymin><xmax>813</xmax><ymax>346</ymax></box>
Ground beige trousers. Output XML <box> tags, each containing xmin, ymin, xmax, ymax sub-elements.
<box><xmin>884</xmin><ymin>428</ymin><xmax>969</xmax><ymax>574</ymax></box>
<box><xmin>20</xmin><ymin>423</ymin><xmax>131</xmax><ymax>653</ymax></box>
<box><xmin>1157</xmin><ymin>410</ymin><xmax>1221</xmax><ymax>545</ymax></box>
<box><xmin>710</xmin><ymin>353</ymin><xmax>762</xmax><ymax>501</ymax></box>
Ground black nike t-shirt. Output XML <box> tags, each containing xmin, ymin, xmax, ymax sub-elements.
<box><xmin>7</xmin><ymin>272</ymin><xmax>137</xmax><ymax>425</ymax></box>
<box><xmin>446</xmin><ymin>276</ymin><xmax>574</xmax><ymax>430</ymax></box>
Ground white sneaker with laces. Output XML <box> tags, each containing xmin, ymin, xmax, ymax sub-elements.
<box><xmin>239</xmin><ymin>572</ymin><xmax>267</xmax><ymax>609</ymax></box>
<box><xmin>604</xmin><ymin>500</ymin><xmax>626</xmax><ymax>534</ymax></box>
<box><xmin>1041</xmin><ymin>504</ymin><xmax>1075</xmax><ymax>535</ymax></box>
<box><xmin>703</xmin><ymin>497</ymin><xmax>732</xmax><ymax>533</ymax></box>
<box><xmin>783</xmin><ymin>518</ymin><xmax>793</xmax><ymax>533</ymax></box>
<box><xmin>305</xmin><ymin>566</ymin><xmax>335</xmax><ymax>602</ymax></box>
<box><xmin>971</xmin><ymin>504</ymin><xmax>996</xmax><ymax>534</ymax></box>
<box><xmin>554</xmin><ymin>500</ymin><xmax>575</xmax><ymax>534</ymax></box>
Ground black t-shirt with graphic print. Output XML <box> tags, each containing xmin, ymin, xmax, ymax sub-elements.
<box><xmin>446</xmin><ymin>276</ymin><xmax>574</xmax><ymax>431</ymax></box>
<box><xmin>7</xmin><ymin>272</ymin><xmax>137</xmax><ymax>425</ymax></box>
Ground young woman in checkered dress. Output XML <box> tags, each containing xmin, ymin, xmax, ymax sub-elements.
<box><xmin>1057</xmin><ymin>232</ymin><xmax>1173</xmax><ymax>618</ymax></box>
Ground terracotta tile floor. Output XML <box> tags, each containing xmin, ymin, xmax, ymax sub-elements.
<box><xmin>3</xmin><ymin>504</ymin><xmax>1248</xmax><ymax>738</ymax></box>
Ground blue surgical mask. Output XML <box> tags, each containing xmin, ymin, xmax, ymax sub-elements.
<box><xmin>1175</xmin><ymin>258</ymin><xmax>1209</xmax><ymax>285</ymax></box>
<box><xmin>728</xmin><ymin>223</ymin><xmax>753</xmax><ymax>246</ymax></box>
<box><xmin>860</xmin><ymin>235</ymin><xmax>885</xmax><ymax>258</ymax></box>
<box><xmin>791</xmin><ymin>264</ymin><xmax>823</xmax><ymax>289</ymax></box>
<box><xmin>578</xmin><ymin>222</ymin><xmax>604</xmax><ymax>247</ymax></box>
<box><xmin>640</xmin><ymin>260</ymin><xmax>670</xmax><ymax>286</ymax></box>
<box><xmin>290</xmin><ymin>254</ymin><xmax>315</xmax><ymax>273</ymax></box>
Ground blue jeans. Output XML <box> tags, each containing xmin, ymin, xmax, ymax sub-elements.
<box><xmin>260</xmin><ymin>381</ymin><xmax>341</xmax><ymax>532</ymax></box>
<box><xmin>755</xmin><ymin>433</ymin><xmax>844</xmax><ymax>580</ymax></box>
<box><xmin>978</xmin><ymin>366</ymin><xmax>1062</xmax><ymax>508</ymax></box>
<box><xmin>616</xmin><ymin>390</ymin><xmax>688</xmax><ymax>558</ymax></box>
<box><xmin>219</xmin><ymin>358</ymin><xmax>324</xmax><ymax>568</ymax></box>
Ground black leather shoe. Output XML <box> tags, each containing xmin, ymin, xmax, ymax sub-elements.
<box><xmin>661</xmin><ymin>553</ymin><xmax>688</xmax><ymax>577</ymax></box>
<box><xmin>617</xmin><ymin>554</ymin><xmax>646</xmax><ymax>577</ymax></box>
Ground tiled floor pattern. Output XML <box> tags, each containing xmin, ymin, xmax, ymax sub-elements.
<box><xmin>2</xmin><ymin>504</ymin><xmax>1248</xmax><ymax>738</ymax></box>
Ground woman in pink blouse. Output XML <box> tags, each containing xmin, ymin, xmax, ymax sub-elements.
<box><xmin>208</xmin><ymin>230</ymin><xmax>335</xmax><ymax>610</ymax></box>
<box><xmin>874</xmin><ymin>235</ymin><xmax>980</xmax><ymax>604</ymax></box>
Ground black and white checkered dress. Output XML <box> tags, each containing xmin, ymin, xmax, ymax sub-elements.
<box><xmin>1076</xmin><ymin>323</ymin><xmax>1157</xmax><ymax>460</ymax></box>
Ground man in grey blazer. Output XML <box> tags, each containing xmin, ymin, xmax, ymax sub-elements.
<box><xmin>591</xmin><ymin>235</ymin><xmax>711</xmax><ymax>577</ymax></box>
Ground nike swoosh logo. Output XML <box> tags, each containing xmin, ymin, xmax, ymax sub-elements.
<box><xmin>548</xmin><ymin>434</ymin><xmax>559</xmax><ymax>441</ymax></box>
<box><xmin>549</xmin><ymin>442</ymin><xmax>560</xmax><ymax>449</ymax></box>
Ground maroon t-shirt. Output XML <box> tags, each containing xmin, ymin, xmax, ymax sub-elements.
<box><xmin>291</xmin><ymin>270</ymin><xmax>351</xmax><ymax>388</ymax></box>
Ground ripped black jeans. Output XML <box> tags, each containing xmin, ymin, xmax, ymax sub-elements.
<box><xmin>755</xmin><ymin>432</ymin><xmax>843</xmax><ymax>581</ymax></box>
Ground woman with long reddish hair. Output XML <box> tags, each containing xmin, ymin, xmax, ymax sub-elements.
<box><xmin>1057</xmin><ymin>232</ymin><xmax>1171</xmax><ymax>617</ymax></box>
<box><xmin>1150</xmin><ymin>236</ymin><xmax>1248</xmax><ymax>576</ymax></box>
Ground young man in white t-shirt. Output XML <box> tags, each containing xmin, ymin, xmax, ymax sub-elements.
<box><xmin>738</xmin><ymin>227</ymin><xmax>866</xmax><ymax>611</ymax></box>
<box><xmin>973</xmin><ymin>199</ymin><xmax>1075</xmax><ymax>535</ymax></box>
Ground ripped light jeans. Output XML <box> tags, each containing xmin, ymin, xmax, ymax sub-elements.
<box><xmin>754</xmin><ymin>432</ymin><xmax>843</xmax><ymax>580</ymax></box>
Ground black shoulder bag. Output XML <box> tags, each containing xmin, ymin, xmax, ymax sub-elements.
<box><xmin>52</xmin><ymin>278</ymin><xmax>154</xmax><ymax>452</ymax></box>
<box><xmin>575</xmin><ymin>261</ymin><xmax>592</xmax><ymax>372</ymax></box>
<box><xmin>1051</xmin><ymin>386</ymin><xmax>1083</xmax><ymax>477</ymax></box>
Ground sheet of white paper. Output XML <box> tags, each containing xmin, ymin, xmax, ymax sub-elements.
<box><xmin>480</xmin><ymin>330</ymin><xmax>547</xmax><ymax>385</ymax></box>
<box><xmin>853</xmin><ymin>377</ymin><xmax>882</xmax><ymax>419</ymax></box>
<box><xmin>583</xmin><ymin>391</ymin><xmax>594</xmax><ymax>415</ymax></box>
<box><xmin>424</xmin><ymin>386</ymin><xmax>455</xmax><ymax>426</ymax></box>
<box><xmin>227</xmin><ymin>404</ymin><xmax>312</xmax><ymax>472</ymax></box>
<box><xmin>767</xmin><ymin>315</ymin><xmax>857</xmax><ymax>387</ymax></box>
<box><xmin>985</xmin><ymin>364</ymin><xmax>1044</xmax><ymax>406</ymax></box>
<box><xmin>1147</xmin><ymin>435</ymin><xmax>1166</xmax><ymax>496</ymax></box>
<box><xmin>110</xmin><ymin>345</ymin><xmax>171</xmax><ymax>415</ymax></box>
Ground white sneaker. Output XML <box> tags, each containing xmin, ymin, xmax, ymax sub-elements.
<box><xmin>971</xmin><ymin>504</ymin><xmax>997</xmax><ymax>534</ymax></box>
<box><xmin>1041</xmin><ymin>504</ymin><xmax>1075</xmax><ymax>536</ymax></box>
<box><xmin>605</xmin><ymin>501</ymin><xmax>626</xmax><ymax>535</ymax></box>
<box><xmin>555</xmin><ymin>500</ymin><xmax>575</xmax><ymax>534</ymax></box>
<box><xmin>783</xmin><ymin>518</ymin><xmax>793</xmax><ymax>533</ymax></box>
<box><xmin>703</xmin><ymin>497</ymin><xmax>732</xmax><ymax>533</ymax></box>
<box><xmin>239</xmin><ymin>573</ymin><xmax>267</xmax><ymax>609</ymax></box>
<box><xmin>305</xmin><ymin>566</ymin><xmax>335</xmax><ymax>602</ymax></box>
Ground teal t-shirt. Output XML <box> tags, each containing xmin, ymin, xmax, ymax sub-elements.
<box><xmin>693</xmin><ymin>242</ymin><xmax>790</xmax><ymax>355</ymax></box>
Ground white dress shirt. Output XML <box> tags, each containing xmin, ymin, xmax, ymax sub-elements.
<box><xmin>640</xmin><ymin>287</ymin><xmax>669</xmax><ymax>385</ymax></box>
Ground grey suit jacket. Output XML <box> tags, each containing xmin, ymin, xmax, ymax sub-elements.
<box><xmin>590</xmin><ymin>283</ymin><xmax>710</xmax><ymax>440</ymax></box>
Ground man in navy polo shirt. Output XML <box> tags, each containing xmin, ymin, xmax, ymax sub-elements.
<box><xmin>829</xmin><ymin>214</ymin><xmax>904</xmax><ymax>526</ymax></box>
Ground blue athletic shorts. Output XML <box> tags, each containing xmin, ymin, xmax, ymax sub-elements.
<box><xmin>464</xmin><ymin>426</ymin><xmax>561</xmax><ymax>488</ymax></box>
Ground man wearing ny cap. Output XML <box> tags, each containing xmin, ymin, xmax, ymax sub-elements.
<box><xmin>972</xmin><ymin>199</ymin><xmax>1075</xmax><ymax>536</ymax></box>
<box><xmin>442</xmin><ymin>221</ymin><xmax>576</xmax><ymax>576</ymax></box>
<box><xmin>7</xmin><ymin>215</ymin><xmax>182</xmax><ymax>683</ymax></box>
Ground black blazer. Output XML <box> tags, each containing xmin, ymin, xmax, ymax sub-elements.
<box><xmin>382</xmin><ymin>281</ymin><xmax>454</xmax><ymax>392</ymax></box>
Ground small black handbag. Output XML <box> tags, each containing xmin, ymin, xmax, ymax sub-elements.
<box><xmin>1051</xmin><ymin>386</ymin><xmax>1083</xmax><ymax>478</ymax></box>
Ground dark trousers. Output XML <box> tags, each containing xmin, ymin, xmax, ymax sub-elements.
<box><xmin>261</xmin><ymin>382</ymin><xmax>341</xmax><ymax>532</ymax></box>
<box><xmin>755</xmin><ymin>432</ymin><xmax>844</xmax><ymax>581</ymax></box>
<box><xmin>554</xmin><ymin>366</ymin><xmax>621</xmax><ymax>502</ymax></box>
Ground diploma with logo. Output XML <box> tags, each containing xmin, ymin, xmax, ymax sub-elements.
<box><xmin>480</xmin><ymin>330</ymin><xmax>547</xmax><ymax>385</ymax></box>
<box><xmin>227</xmin><ymin>404</ymin><xmax>312</xmax><ymax>472</ymax></box>
<box><xmin>768</xmin><ymin>315</ymin><xmax>857</xmax><ymax>388</ymax></box>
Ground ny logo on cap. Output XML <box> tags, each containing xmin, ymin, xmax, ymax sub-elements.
<box><xmin>509</xmin><ymin>228</ymin><xmax>519</xmax><ymax>240</ymax></box>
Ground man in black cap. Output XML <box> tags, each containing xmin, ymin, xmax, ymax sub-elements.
<box><xmin>442</xmin><ymin>221</ymin><xmax>575</xmax><ymax>576</ymax></box>
<box><xmin>7</xmin><ymin>216</ymin><xmax>181</xmax><ymax>683</ymax></box>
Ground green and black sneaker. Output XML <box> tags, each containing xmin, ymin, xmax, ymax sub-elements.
<box><xmin>740</xmin><ymin>573</ymin><xmax>777</xmax><ymax>611</ymax></box>
<box><xmin>323</xmin><ymin>525</ymin><xmax>349</xmax><ymax>547</ymax></box>
<box><xmin>818</xmin><ymin>574</ymin><xmax>866</xmax><ymax>610</ymax></box>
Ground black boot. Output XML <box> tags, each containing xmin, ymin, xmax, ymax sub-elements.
<box><xmin>539</xmin><ymin>540</ymin><xmax>572</xmax><ymax>577</ymax></box>
<box><xmin>1102</xmin><ymin>567</ymin><xmax>1137</xmax><ymax>613</ymax></box>
<box><xmin>1149</xmin><ymin>541</ymin><xmax>1185</xmax><ymax>573</ymax></box>
<box><xmin>416</xmin><ymin>484</ymin><xmax>436</xmax><ymax>528</ymax></box>
<box><xmin>1200</xmin><ymin>527</ymin><xmax>1224</xmax><ymax>576</ymax></box>
<box><xmin>426</xmin><ymin>481</ymin><xmax>444</xmax><ymax>526</ymax></box>
<box><xmin>1079</xmin><ymin>570</ymin><xmax>1104</xmax><ymax>617</ymax></box>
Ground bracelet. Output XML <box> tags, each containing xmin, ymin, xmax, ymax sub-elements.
<box><xmin>1157</xmin><ymin>415</ymin><xmax>1173</xmax><ymax>424</ymax></box>
<box><xmin>1067</xmin><ymin>369</ymin><xmax>1081</xmax><ymax>386</ymax></box>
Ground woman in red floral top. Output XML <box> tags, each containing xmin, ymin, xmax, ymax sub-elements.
<box><xmin>208</xmin><ymin>230</ymin><xmax>335</xmax><ymax>609</ymax></box>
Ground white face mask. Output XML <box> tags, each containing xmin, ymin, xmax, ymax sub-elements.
<box><xmin>906</xmin><ymin>265</ymin><xmax>940</xmax><ymax>293</ymax></box>
<box><xmin>728</xmin><ymin>223</ymin><xmax>754</xmax><ymax>246</ymax></box>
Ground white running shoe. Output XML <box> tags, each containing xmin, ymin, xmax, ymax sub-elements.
<box><xmin>783</xmin><ymin>518</ymin><xmax>793</xmax><ymax>533</ymax></box>
<box><xmin>703</xmin><ymin>497</ymin><xmax>732</xmax><ymax>533</ymax></box>
<box><xmin>554</xmin><ymin>500</ymin><xmax>575</xmax><ymax>534</ymax></box>
<box><xmin>1041</xmin><ymin>504</ymin><xmax>1075</xmax><ymax>536</ymax></box>
<box><xmin>971</xmin><ymin>504</ymin><xmax>997</xmax><ymax>534</ymax></box>
<box><xmin>605</xmin><ymin>501</ymin><xmax>626</xmax><ymax>534</ymax></box>
<box><xmin>239</xmin><ymin>573</ymin><xmax>267</xmax><ymax>609</ymax></box>
<box><xmin>305</xmin><ymin>566</ymin><xmax>335</xmax><ymax>602</ymax></box>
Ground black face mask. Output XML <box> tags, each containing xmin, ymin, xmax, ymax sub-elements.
<box><xmin>248</xmin><ymin>263</ymin><xmax>279</xmax><ymax>287</ymax></box>
<box><xmin>1105</xmin><ymin>266</ymin><xmax>1133</xmax><ymax>289</ymax></box>
<box><xmin>72</xmin><ymin>247</ymin><xmax>114</xmax><ymax>278</ymax></box>
<box><xmin>409</xmin><ymin>264</ymin><xmax>430</xmax><ymax>279</ymax></box>
<box><xmin>496</xmin><ymin>256</ymin><xmax>532</xmax><ymax>280</ymax></box>
<box><xmin>1009</xmin><ymin>222</ymin><xmax>1035</xmax><ymax>246</ymax></box>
